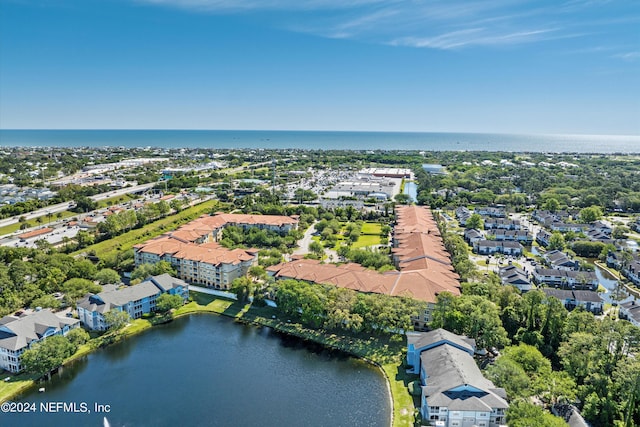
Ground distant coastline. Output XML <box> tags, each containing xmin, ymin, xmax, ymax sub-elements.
<box><xmin>0</xmin><ymin>129</ymin><xmax>639</xmax><ymax>153</ymax></box>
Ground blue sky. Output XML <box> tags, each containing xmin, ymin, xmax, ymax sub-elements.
<box><xmin>1</xmin><ymin>0</ymin><xmax>639</xmax><ymax>134</ymax></box>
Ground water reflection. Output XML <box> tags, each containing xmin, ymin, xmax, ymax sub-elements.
<box><xmin>10</xmin><ymin>315</ymin><xmax>389</xmax><ymax>427</ymax></box>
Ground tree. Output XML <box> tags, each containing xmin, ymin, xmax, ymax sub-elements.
<box><xmin>309</xmin><ymin>241</ymin><xmax>324</xmax><ymax>257</ymax></box>
<box><xmin>61</xmin><ymin>278</ymin><xmax>102</xmax><ymax>304</ymax></box>
<box><xmin>507</xmin><ymin>401</ymin><xmax>567</xmax><ymax>427</ymax></box>
<box><xmin>485</xmin><ymin>356</ymin><xmax>530</xmax><ymax>398</ymax></box>
<box><xmin>30</xmin><ymin>294</ymin><xmax>61</xmax><ymax>310</ymax></box>
<box><xmin>394</xmin><ymin>193</ymin><xmax>411</xmax><ymax>204</ymax></box>
<box><xmin>548</xmin><ymin>232</ymin><xmax>566</xmax><ymax>251</ymax></box>
<box><xmin>579</xmin><ymin>205</ymin><xmax>603</xmax><ymax>223</ymax></box>
<box><xmin>466</xmin><ymin>213</ymin><xmax>484</xmax><ymax>230</ymax></box>
<box><xmin>95</xmin><ymin>268</ymin><xmax>121</xmax><ymax>285</ymax></box>
<box><xmin>612</xmin><ymin>226</ymin><xmax>629</xmax><ymax>240</ymax></box>
<box><xmin>156</xmin><ymin>293</ymin><xmax>184</xmax><ymax>312</ymax></box>
<box><xmin>230</xmin><ymin>277</ymin><xmax>255</xmax><ymax>303</ymax></box>
<box><xmin>69</xmin><ymin>259</ymin><xmax>98</xmax><ymax>280</ymax></box>
<box><xmin>21</xmin><ymin>335</ymin><xmax>76</xmax><ymax>379</ymax></box>
<box><xmin>543</xmin><ymin>197</ymin><xmax>560</xmax><ymax>213</ymax></box>
<box><xmin>104</xmin><ymin>309</ymin><xmax>130</xmax><ymax>331</ymax></box>
<box><xmin>130</xmin><ymin>261</ymin><xmax>176</xmax><ymax>281</ymax></box>
<box><xmin>73</xmin><ymin>195</ymin><xmax>97</xmax><ymax>213</ymax></box>
<box><xmin>66</xmin><ymin>328</ymin><xmax>90</xmax><ymax>347</ymax></box>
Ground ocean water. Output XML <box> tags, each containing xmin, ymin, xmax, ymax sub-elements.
<box><xmin>0</xmin><ymin>129</ymin><xmax>639</xmax><ymax>153</ymax></box>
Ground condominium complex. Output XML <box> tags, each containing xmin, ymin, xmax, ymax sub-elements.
<box><xmin>268</xmin><ymin>206</ymin><xmax>461</xmax><ymax>328</ymax></box>
<box><xmin>77</xmin><ymin>274</ymin><xmax>189</xmax><ymax>330</ymax></box>
<box><xmin>0</xmin><ymin>309</ymin><xmax>80</xmax><ymax>373</ymax></box>
<box><xmin>134</xmin><ymin>213</ymin><xmax>298</xmax><ymax>288</ymax></box>
<box><xmin>407</xmin><ymin>329</ymin><xmax>509</xmax><ymax>427</ymax></box>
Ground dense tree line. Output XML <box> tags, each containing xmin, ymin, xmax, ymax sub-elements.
<box><xmin>415</xmin><ymin>153</ymin><xmax>640</xmax><ymax>212</ymax></box>
<box><xmin>0</xmin><ymin>247</ymin><xmax>121</xmax><ymax>316</ymax></box>
<box><xmin>274</xmin><ymin>279</ymin><xmax>423</xmax><ymax>334</ymax></box>
<box><xmin>430</xmin><ymin>275</ymin><xmax>640</xmax><ymax>426</ymax></box>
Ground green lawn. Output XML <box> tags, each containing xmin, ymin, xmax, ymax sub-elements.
<box><xmin>95</xmin><ymin>193</ymin><xmax>137</xmax><ymax>209</ymax></box>
<box><xmin>361</xmin><ymin>222</ymin><xmax>382</xmax><ymax>235</ymax></box>
<box><xmin>0</xmin><ymin>210</ymin><xmax>77</xmax><ymax>237</ymax></box>
<box><xmin>353</xmin><ymin>234</ymin><xmax>382</xmax><ymax>248</ymax></box>
<box><xmin>71</xmin><ymin>199</ymin><xmax>223</xmax><ymax>258</ymax></box>
<box><xmin>0</xmin><ymin>372</ymin><xmax>38</xmax><ymax>404</ymax></box>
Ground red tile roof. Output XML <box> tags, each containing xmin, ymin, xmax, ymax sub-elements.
<box><xmin>267</xmin><ymin>206</ymin><xmax>460</xmax><ymax>304</ymax></box>
<box><xmin>18</xmin><ymin>227</ymin><xmax>53</xmax><ymax>239</ymax></box>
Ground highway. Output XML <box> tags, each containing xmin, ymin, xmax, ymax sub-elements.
<box><xmin>0</xmin><ymin>183</ymin><xmax>156</xmax><ymax>229</ymax></box>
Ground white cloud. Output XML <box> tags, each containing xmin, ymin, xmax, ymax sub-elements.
<box><xmin>135</xmin><ymin>0</ymin><xmax>639</xmax><ymax>53</ymax></box>
<box><xmin>613</xmin><ymin>51</ymin><xmax>640</xmax><ymax>61</ymax></box>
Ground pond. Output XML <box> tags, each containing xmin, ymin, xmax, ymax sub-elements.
<box><xmin>7</xmin><ymin>315</ymin><xmax>391</xmax><ymax>427</ymax></box>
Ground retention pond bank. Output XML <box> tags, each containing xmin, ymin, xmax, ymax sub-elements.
<box><xmin>5</xmin><ymin>314</ymin><xmax>390</xmax><ymax>427</ymax></box>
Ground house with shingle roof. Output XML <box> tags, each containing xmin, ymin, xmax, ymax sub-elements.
<box><xmin>0</xmin><ymin>309</ymin><xmax>80</xmax><ymax>373</ymax></box>
<box><xmin>498</xmin><ymin>265</ymin><xmax>532</xmax><ymax>292</ymax></box>
<box><xmin>541</xmin><ymin>288</ymin><xmax>603</xmax><ymax>314</ymax></box>
<box><xmin>77</xmin><ymin>274</ymin><xmax>188</xmax><ymax>331</ymax></box>
<box><xmin>619</xmin><ymin>300</ymin><xmax>640</xmax><ymax>327</ymax></box>
<box><xmin>406</xmin><ymin>329</ymin><xmax>508</xmax><ymax>427</ymax></box>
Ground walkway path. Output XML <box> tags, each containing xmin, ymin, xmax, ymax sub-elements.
<box><xmin>189</xmin><ymin>284</ymin><xmax>237</xmax><ymax>300</ymax></box>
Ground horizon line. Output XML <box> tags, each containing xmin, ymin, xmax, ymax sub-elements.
<box><xmin>1</xmin><ymin>128</ymin><xmax>639</xmax><ymax>138</ymax></box>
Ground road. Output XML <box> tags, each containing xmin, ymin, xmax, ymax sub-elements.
<box><xmin>0</xmin><ymin>183</ymin><xmax>155</xmax><ymax>229</ymax></box>
<box><xmin>293</xmin><ymin>222</ymin><xmax>317</xmax><ymax>256</ymax></box>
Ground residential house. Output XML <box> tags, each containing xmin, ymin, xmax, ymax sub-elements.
<box><xmin>533</xmin><ymin>267</ymin><xmax>598</xmax><ymax>290</ymax></box>
<box><xmin>463</xmin><ymin>229</ymin><xmax>483</xmax><ymax>245</ymax></box>
<box><xmin>618</xmin><ymin>300</ymin><xmax>640</xmax><ymax>327</ymax></box>
<box><xmin>0</xmin><ymin>309</ymin><xmax>80</xmax><ymax>373</ymax></box>
<box><xmin>475</xmin><ymin>240</ymin><xmax>524</xmax><ymax>256</ymax></box>
<box><xmin>532</xmin><ymin>210</ymin><xmax>571</xmax><ymax>226</ymax></box>
<box><xmin>590</xmin><ymin>220</ymin><xmax>612</xmax><ymax>236</ymax></box>
<box><xmin>77</xmin><ymin>275</ymin><xmax>189</xmax><ymax>331</ymax></box>
<box><xmin>456</xmin><ymin>207</ymin><xmax>472</xmax><ymax>226</ymax></box>
<box><xmin>536</xmin><ymin>229</ymin><xmax>552</xmax><ymax>247</ymax></box>
<box><xmin>540</xmin><ymin>288</ymin><xmax>603</xmax><ymax>314</ymax></box>
<box><xmin>475</xmin><ymin>207</ymin><xmax>506</xmax><ymax>218</ymax></box>
<box><xmin>622</xmin><ymin>260</ymin><xmax>640</xmax><ymax>286</ymax></box>
<box><xmin>492</xmin><ymin>230</ymin><xmax>533</xmax><ymax>244</ymax></box>
<box><xmin>543</xmin><ymin>250</ymin><xmax>579</xmax><ymax>270</ymax></box>
<box><xmin>498</xmin><ymin>265</ymin><xmax>532</xmax><ymax>292</ymax></box>
<box><xmin>406</xmin><ymin>329</ymin><xmax>509</xmax><ymax>427</ymax></box>
<box><xmin>550</xmin><ymin>222</ymin><xmax>589</xmax><ymax>233</ymax></box>
<box><xmin>585</xmin><ymin>229</ymin><xmax>613</xmax><ymax>242</ymax></box>
<box><xmin>483</xmin><ymin>218</ymin><xmax>521</xmax><ymax>230</ymax></box>
<box><xmin>133</xmin><ymin>213</ymin><xmax>297</xmax><ymax>288</ymax></box>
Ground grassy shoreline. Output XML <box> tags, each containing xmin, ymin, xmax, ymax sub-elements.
<box><xmin>0</xmin><ymin>293</ymin><xmax>416</xmax><ymax>427</ymax></box>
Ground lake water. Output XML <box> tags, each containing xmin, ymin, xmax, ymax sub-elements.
<box><xmin>1</xmin><ymin>129</ymin><xmax>639</xmax><ymax>153</ymax></box>
<box><xmin>6</xmin><ymin>315</ymin><xmax>390</xmax><ymax>427</ymax></box>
